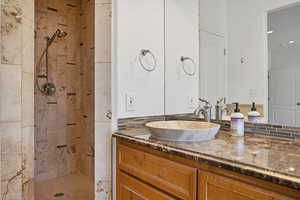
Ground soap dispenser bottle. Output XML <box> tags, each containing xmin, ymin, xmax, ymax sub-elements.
<box><xmin>230</xmin><ymin>103</ymin><xmax>244</xmax><ymax>136</ymax></box>
<box><xmin>248</xmin><ymin>102</ymin><xmax>260</xmax><ymax>123</ymax></box>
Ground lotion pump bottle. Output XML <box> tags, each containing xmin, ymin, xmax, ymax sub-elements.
<box><xmin>248</xmin><ymin>102</ymin><xmax>260</xmax><ymax>123</ymax></box>
<box><xmin>230</xmin><ymin>103</ymin><xmax>244</xmax><ymax>136</ymax></box>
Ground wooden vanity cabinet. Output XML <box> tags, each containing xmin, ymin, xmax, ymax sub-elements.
<box><xmin>116</xmin><ymin>139</ymin><xmax>300</xmax><ymax>200</ymax></box>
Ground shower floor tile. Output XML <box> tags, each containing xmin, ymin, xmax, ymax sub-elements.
<box><xmin>35</xmin><ymin>173</ymin><xmax>94</xmax><ymax>200</ymax></box>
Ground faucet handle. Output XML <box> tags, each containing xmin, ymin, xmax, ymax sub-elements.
<box><xmin>199</xmin><ymin>98</ymin><xmax>211</xmax><ymax>107</ymax></box>
<box><xmin>216</xmin><ymin>98</ymin><xmax>224</xmax><ymax>105</ymax></box>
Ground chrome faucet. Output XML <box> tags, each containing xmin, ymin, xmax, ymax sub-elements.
<box><xmin>215</xmin><ymin>97</ymin><xmax>228</xmax><ymax>120</ymax></box>
<box><xmin>194</xmin><ymin>98</ymin><xmax>212</xmax><ymax>122</ymax></box>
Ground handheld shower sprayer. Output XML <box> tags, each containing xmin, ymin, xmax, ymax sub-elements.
<box><xmin>47</xmin><ymin>29</ymin><xmax>68</xmax><ymax>46</ymax></box>
<box><xmin>36</xmin><ymin>29</ymin><xmax>68</xmax><ymax>96</ymax></box>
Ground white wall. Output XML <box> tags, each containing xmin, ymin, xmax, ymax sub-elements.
<box><xmin>116</xmin><ymin>0</ymin><xmax>165</xmax><ymax>118</ymax></box>
<box><xmin>165</xmin><ymin>0</ymin><xmax>199</xmax><ymax>114</ymax></box>
<box><xmin>227</xmin><ymin>0</ymin><xmax>265</xmax><ymax>106</ymax></box>
<box><xmin>200</xmin><ymin>0</ymin><xmax>227</xmax><ymax>37</ymax></box>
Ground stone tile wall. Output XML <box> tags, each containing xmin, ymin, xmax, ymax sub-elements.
<box><xmin>0</xmin><ymin>0</ymin><xmax>112</xmax><ymax>199</ymax></box>
<box><xmin>35</xmin><ymin>0</ymin><xmax>83</xmax><ymax>181</ymax></box>
<box><xmin>0</xmin><ymin>0</ymin><xmax>35</xmax><ymax>199</ymax></box>
<box><xmin>94</xmin><ymin>0</ymin><xmax>112</xmax><ymax>199</ymax></box>
<box><xmin>80</xmin><ymin>0</ymin><xmax>95</xmax><ymax>182</ymax></box>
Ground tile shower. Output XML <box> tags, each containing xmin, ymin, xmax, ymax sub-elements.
<box><xmin>35</xmin><ymin>0</ymin><xmax>94</xmax><ymax>199</ymax></box>
<box><xmin>0</xmin><ymin>0</ymin><xmax>111</xmax><ymax>199</ymax></box>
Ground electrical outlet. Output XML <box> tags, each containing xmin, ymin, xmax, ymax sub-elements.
<box><xmin>126</xmin><ymin>93</ymin><xmax>136</xmax><ymax>112</ymax></box>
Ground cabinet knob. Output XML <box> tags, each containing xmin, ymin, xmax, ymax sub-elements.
<box><xmin>297</xmin><ymin>103</ymin><xmax>300</xmax><ymax>106</ymax></box>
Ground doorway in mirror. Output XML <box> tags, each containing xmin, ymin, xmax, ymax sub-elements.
<box><xmin>268</xmin><ymin>3</ymin><xmax>300</xmax><ymax>126</ymax></box>
<box><xmin>199</xmin><ymin>31</ymin><xmax>226</xmax><ymax>118</ymax></box>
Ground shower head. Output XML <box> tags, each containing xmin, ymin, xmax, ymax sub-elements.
<box><xmin>47</xmin><ymin>29</ymin><xmax>68</xmax><ymax>46</ymax></box>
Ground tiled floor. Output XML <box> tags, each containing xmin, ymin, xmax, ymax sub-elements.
<box><xmin>35</xmin><ymin>173</ymin><xmax>94</xmax><ymax>200</ymax></box>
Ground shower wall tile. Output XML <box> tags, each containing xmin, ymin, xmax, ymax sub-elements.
<box><xmin>1</xmin><ymin>176</ymin><xmax>22</xmax><ymax>200</ymax></box>
<box><xmin>22</xmin><ymin>0</ymin><xmax>34</xmax><ymax>74</ymax></box>
<box><xmin>95</xmin><ymin>122</ymin><xmax>112</xmax><ymax>180</ymax></box>
<box><xmin>21</xmin><ymin>0</ymin><xmax>35</xmax><ymax>198</ymax></box>
<box><xmin>1</xmin><ymin>2</ymin><xmax>22</xmax><ymax>64</ymax></box>
<box><xmin>0</xmin><ymin>0</ymin><xmax>35</xmax><ymax>199</ymax></box>
<box><xmin>35</xmin><ymin>0</ymin><xmax>47</xmax><ymax>12</ymax></box>
<box><xmin>95</xmin><ymin>179</ymin><xmax>111</xmax><ymax>200</ymax></box>
<box><xmin>0</xmin><ymin>64</ymin><xmax>22</xmax><ymax>122</ymax></box>
<box><xmin>95</xmin><ymin>122</ymin><xmax>112</xmax><ymax>199</ymax></box>
<box><xmin>95</xmin><ymin>3</ymin><xmax>111</xmax><ymax>63</ymax></box>
<box><xmin>95</xmin><ymin>1</ymin><xmax>112</xmax><ymax>199</ymax></box>
<box><xmin>95</xmin><ymin>62</ymin><xmax>111</xmax><ymax>122</ymax></box>
<box><xmin>0</xmin><ymin>122</ymin><xmax>21</xmax><ymax>155</ymax></box>
<box><xmin>65</xmin><ymin>9</ymin><xmax>81</xmax><ymax>63</ymax></box>
<box><xmin>80</xmin><ymin>0</ymin><xmax>95</xmax><ymax>184</ymax></box>
<box><xmin>35</xmin><ymin>0</ymin><xmax>83</xmax><ymax>181</ymax></box>
<box><xmin>96</xmin><ymin>0</ymin><xmax>112</xmax><ymax>4</ymax></box>
<box><xmin>22</xmin><ymin>126</ymin><xmax>35</xmax><ymax>200</ymax></box>
<box><xmin>22</xmin><ymin>72</ymin><xmax>35</xmax><ymax>127</ymax></box>
<box><xmin>0</xmin><ymin>122</ymin><xmax>22</xmax><ymax>199</ymax></box>
<box><xmin>47</xmin><ymin>0</ymin><xmax>61</xmax><ymax>10</ymax></box>
<box><xmin>35</xmin><ymin>11</ymin><xmax>47</xmax><ymax>47</ymax></box>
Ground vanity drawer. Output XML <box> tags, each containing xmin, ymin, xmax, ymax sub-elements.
<box><xmin>117</xmin><ymin>143</ymin><xmax>197</xmax><ymax>200</ymax></box>
<box><xmin>117</xmin><ymin>171</ymin><xmax>176</xmax><ymax>200</ymax></box>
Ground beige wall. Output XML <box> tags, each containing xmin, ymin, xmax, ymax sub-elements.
<box><xmin>0</xmin><ymin>0</ymin><xmax>35</xmax><ymax>199</ymax></box>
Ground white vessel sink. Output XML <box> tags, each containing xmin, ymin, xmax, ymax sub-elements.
<box><xmin>146</xmin><ymin>121</ymin><xmax>220</xmax><ymax>142</ymax></box>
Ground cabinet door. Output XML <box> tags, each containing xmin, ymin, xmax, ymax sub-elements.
<box><xmin>199</xmin><ymin>171</ymin><xmax>283</xmax><ymax>200</ymax></box>
<box><xmin>116</xmin><ymin>0</ymin><xmax>165</xmax><ymax>118</ymax></box>
<box><xmin>117</xmin><ymin>171</ymin><xmax>176</xmax><ymax>200</ymax></box>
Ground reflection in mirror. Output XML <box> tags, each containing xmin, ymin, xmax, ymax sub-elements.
<box><xmin>200</xmin><ymin>0</ymin><xmax>300</xmax><ymax>126</ymax></box>
<box><xmin>268</xmin><ymin>4</ymin><xmax>300</xmax><ymax>126</ymax></box>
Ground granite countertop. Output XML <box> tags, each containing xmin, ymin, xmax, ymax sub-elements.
<box><xmin>113</xmin><ymin>127</ymin><xmax>300</xmax><ymax>190</ymax></box>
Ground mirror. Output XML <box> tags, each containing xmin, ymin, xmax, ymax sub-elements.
<box><xmin>198</xmin><ymin>0</ymin><xmax>300</xmax><ymax>126</ymax></box>
<box><xmin>114</xmin><ymin>0</ymin><xmax>300</xmax><ymax>127</ymax></box>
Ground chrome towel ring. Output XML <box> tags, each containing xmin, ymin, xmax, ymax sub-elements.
<box><xmin>181</xmin><ymin>56</ymin><xmax>196</xmax><ymax>76</ymax></box>
<box><xmin>139</xmin><ymin>49</ymin><xmax>157</xmax><ymax>72</ymax></box>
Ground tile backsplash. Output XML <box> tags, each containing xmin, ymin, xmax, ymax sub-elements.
<box><xmin>118</xmin><ymin>114</ymin><xmax>300</xmax><ymax>140</ymax></box>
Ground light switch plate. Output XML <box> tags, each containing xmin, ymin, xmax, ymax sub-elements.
<box><xmin>126</xmin><ymin>93</ymin><xmax>136</xmax><ymax>112</ymax></box>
